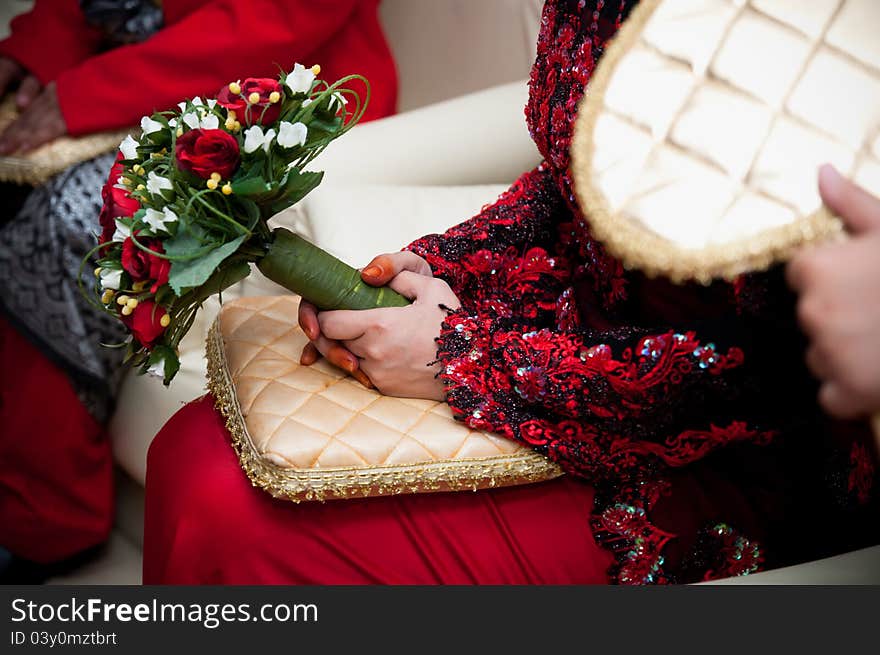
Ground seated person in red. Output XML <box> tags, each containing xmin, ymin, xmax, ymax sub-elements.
<box><xmin>0</xmin><ymin>0</ymin><xmax>397</xmax><ymax>579</ymax></box>
<box><xmin>143</xmin><ymin>0</ymin><xmax>879</xmax><ymax>584</ymax></box>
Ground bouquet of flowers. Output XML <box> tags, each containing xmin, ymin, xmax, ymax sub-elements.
<box><xmin>83</xmin><ymin>64</ymin><xmax>407</xmax><ymax>383</ymax></box>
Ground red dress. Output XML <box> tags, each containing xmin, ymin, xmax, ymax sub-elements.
<box><xmin>143</xmin><ymin>0</ymin><xmax>879</xmax><ymax>584</ymax></box>
<box><xmin>0</xmin><ymin>0</ymin><xmax>397</xmax><ymax>565</ymax></box>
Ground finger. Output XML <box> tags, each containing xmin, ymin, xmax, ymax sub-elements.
<box><xmin>818</xmin><ymin>164</ymin><xmax>880</xmax><ymax>234</ymax></box>
<box><xmin>15</xmin><ymin>75</ymin><xmax>41</xmax><ymax>110</ymax></box>
<box><xmin>0</xmin><ymin>121</ymin><xmax>24</xmax><ymax>154</ymax></box>
<box><xmin>805</xmin><ymin>345</ymin><xmax>833</xmax><ymax>381</ymax></box>
<box><xmin>327</xmin><ymin>341</ymin><xmax>359</xmax><ymax>374</ymax></box>
<box><xmin>0</xmin><ymin>59</ymin><xmax>22</xmax><ymax>97</ymax></box>
<box><xmin>361</xmin><ymin>251</ymin><xmax>431</xmax><ymax>286</ymax></box>
<box><xmin>387</xmin><ymin>270</ymin><xmax>434</xmax><ymax>300</ymax></box>
<box><xmin>298</xmin><ymin>300</ymin><xmax>320</xmax><ymax>340</ymax></box>
<box><xmin>819</xmin><ymin>381</ymin><xmax>867</xmax><ymax>420</ymax></box>
<box><xmin>318</xmin><ymin>307</ymin><xmax>388</xmax><ymax>341</ymax></box>
<box><xmin>350</xmin><ymin>368</ymin><xmax>374</xmax><ymax>389</ymax></box>
<box><xmin>785</xmin><ymin>250</ymin><xmax>810</xmax><ymax>292</ymax></box>
<box><xmin>300</xmin><ymin>342</ymin><xmax>320</xmax><ymax>366</ymax></box>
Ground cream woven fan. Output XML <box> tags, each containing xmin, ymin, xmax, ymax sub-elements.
<box><xmin>572</xmin><ymin>0</ymin><xmax>880</xmax><ymax>284</ymax></box>
<box><xmin>571</xmin><ymin>0</ymin><xmax>880</xmax><ymax>439</ymax></box>
<box><xmin>0</xmin><ymin>95</ymin><xmax>131</xmax><ymax>185</ymax></box>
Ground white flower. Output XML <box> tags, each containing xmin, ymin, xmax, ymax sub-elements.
<box><xmin>183</xmin><ymin>110</ymin><xmax>220</xmax><ymax>130</ymax></box>
<box><xmin>147</xmin><ymin>357</ymin><xmax>166</xmax><ymax>378</ymax></box>
<box><xmin>112</xmin><ymin>219</ymin><xmax>131</xmax><ymax>242</ymax></box>
<box><xmin>277</xmin><ymin>121</ymin><xmax>307</xmax><ymax>148</ymax></box>
<box><xmin>140</xmin><ymin>116</ymin><xmax>164</xmax><ymax>135</ymax></box>
<box><xmin>99</xmin><ymin>268</ymin><xmax>122</xmax><ymax>291</ymax></box>
<box><xmin>191</xmin><ymin>96</ymin><xmax>204</xmax><ymax>107</ymax></box>
<box><xmin>207</xmin><ymin>98</ymin><xmax>217</xmax><ymax>109</ymax></box>
<box><xmin>199</xmin><ymin>113</ymin><xmax>220</xmax><ymax>130</ymax></box>
<box><xmin>119</xmin><ymin>135</ymin><xmax>139</xmax><ymax>160</ymax></box>
<box><xmin>168</xmin><ymin>118</ymin><xmax>178</xmax><ymax>129</ymax></box>
<box><xmin>182</xmin><ymin>112</ymin><xmax>200</xmax><ymax>130</ymax></box>
<box><xmin>328</xmin><ymin>92</ymin><xmax>348</xmax><ymax>110</ymax></box>
<box><xmin>301</xmin><ymin>98</ymin><xmax>313</xmax><ymax>108</ymax></box>
<box><xmin>286</xmin><ymin>63</ymin><xmax>315</xmax><ymax>94</ymax></box>
<box><xmin>243</xmin><ymin>125</ymin><xmax>276</xmax><ymax>154</ymax></box>
<box><xmin>142</xmin><ymin>207</ymin><xmax>178</xmax><ymax>233</ymax></box>
<box><xmin>146</xmin><ymin>171</ymin><xmax>173</xmax><ymax>197</ymax></box>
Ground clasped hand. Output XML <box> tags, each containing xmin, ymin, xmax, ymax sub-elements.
<box><xmin>298</xmin><ymin>251</ymin><xmax>459</xmax><ymax>401</ymax></box>
<box><xmin>0</xmin><ymin>57</ymin><xmax>67</xmax><ymax>154</ymax></box>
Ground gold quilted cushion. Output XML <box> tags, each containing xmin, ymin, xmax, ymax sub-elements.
<box><xmin>207</xmin><ymin>296</ymin><xmax>562</xmax><ymax>501</ymax></box>
<box><xmin>0</xmin><ymin>95</ymin><xmax>131</xmax><ymax>185</ymax></box>
<box><xmin>572</xmin><ymin>0</ymin><xmax>880</xmax><ymax>283</ymax></box>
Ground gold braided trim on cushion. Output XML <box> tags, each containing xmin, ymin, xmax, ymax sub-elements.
<box><xmin>570</xmin><ymin>0</ymin><xmax>880</xmax><ymax>284</ymax></box>
<box><xmin>206</xmin><ymin>296</ymin><xmax>562</xmax><ymax>502</ymax></box>
<box><xmin>0</xmin><ymin>95</ymin><xmax>131</xmax><ymax>185</ymax></box>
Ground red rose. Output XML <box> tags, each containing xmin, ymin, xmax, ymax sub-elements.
<box><xmin>121</xmin><ymin>300</ymin><xmax>168</xmax><ymax>348</ymax></box>
<box><xmin>99</xmin><ymin>154</ymin><xmax>140</xmax><ymax>244</ymax></box>
<box><xmin>216</xmin><ymin>78</ymin><xmax>282</xmax><ymax>125</ymax></box>
<box><xmin>121</xmin><ymin>236</ymin><xmax>170</xmax><ymax>293</ymax></box>
<box><xmin>175</xmin><ymin>128</ymin><xmax>240</xmax><ymax>179</ymax></box>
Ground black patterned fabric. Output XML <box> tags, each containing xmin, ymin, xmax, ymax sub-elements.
<box><xmin>0</xmin><ymin>154</ymin><xmax>126</xmax><ymax>422</ymax></box>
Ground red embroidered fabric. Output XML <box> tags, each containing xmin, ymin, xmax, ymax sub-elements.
<box><xmin>407</xmin><ymin>0</ymin><xmax>879</xmax><ymax>583</ymax></box>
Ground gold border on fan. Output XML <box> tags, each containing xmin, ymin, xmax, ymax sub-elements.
<box><xmin>570</xmin><ymin>0</ymin><xmax>846</xmax><ymax>284</ymax></box>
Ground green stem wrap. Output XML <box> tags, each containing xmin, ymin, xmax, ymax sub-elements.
<box><xmin>257</xmin><ymin>228</ymin><xmax>410</xmax><ymax>310</ymax></box>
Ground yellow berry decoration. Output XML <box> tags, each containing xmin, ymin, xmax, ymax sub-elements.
<box><xmin>94</xmin><ymin>266</ymin><xmax>102</xmax><ymax>277</ymax></box>
<box><xmin>116</xmin><ymin>295</ymin><xmax>130</xmax><ymax>306</ymax></box>
<box><xmin>210</xmin><ymin>172</ymin><xmax>222</xmax><ymax>181</ymax></box>
<box><xmin>228</xmin><ymin>81</ymin><xmax>241</xmax><ymax>95</ymax></box>
<box><xmin>126</xmin><ymin>298</ymin><xmax>139</xmax><ymax>309</ymax></box>
<box><xmin>207</xmin><ymin>178</ymin><xmax>219</xmax><ymax>190</ymax></box>
<box><xmin>248</xmin><ymin>92</ymin><xmax>261</xmax><ymax>104</ymax></box>
<box><xmin>222</xmin><ymin>183</ymin><xmax>233</xmax><ymax>195</ymax></box>
<box><xmin>310</xmin><ymin>64</ymin><xmax>321</xmax><ymax>75</ymax></box>
<box><xmin>159</xmin><ymin>314</ymin><xmax>171</xmax><ymax>328</ymax></box>
<box><xmin>121</xmin><ymin>305</ymin><xmax>133</xmax><ymax>316</ymax></box>
<box><xmin>269</xmin><ymin>91</ymin><xmax>281</xmax><ymax>103</ymax></box>
<box><xmin>100</xmin><ymin>290</ymin><xmax>115</xmax><ymax>304</ymax></box>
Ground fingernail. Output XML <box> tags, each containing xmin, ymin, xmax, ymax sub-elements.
<box><xmin>340</xmin><ymin>357</ymin><xmax>357</xmax><ymax>374</ymax></box>
<box><xmin>352</xmin><ymin>369</ymin><xmax>373</xmax><ymax>389</ymax></box>
<box><xmin>819</xmin><ymin>163</ymin><xmax>840</xmax><ymax>186</ymax></box>
<box><xmin>363</xmin><ymin>266</ymin><xmax>381</xmax><ymax>278</ymax></box>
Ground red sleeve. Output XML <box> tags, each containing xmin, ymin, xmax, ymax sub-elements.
<box><xmin>0</xmin><ymin>0</ymin><xmax>102</xmax><ymax>83</ymax></box>
<box><xmin>55</xmin><ymin>0</ymin><xmax>363</xmax><ymax>135</ymax></box>
<box><xmin>406</xmin><ymin>167</ymin><xmax>775</xmax><ymax>484</ymax></box>
<box><xmin>406</xmin><ymin>165</ymin><xmax>575</xmax><ymax>313</ymax></box>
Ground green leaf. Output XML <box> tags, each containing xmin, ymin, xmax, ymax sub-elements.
<box><xmin>231</xmin><ymin>176</ymin><xmax>273</xmax><ymax>197</ymax></box>
<box><xmin>167</xmin><ymin>235</ymin><xmax>247</xmax><ymax>294</ymax></box>
<box><xmin>237</xmin><ymin>198</ymin><xmax>261</xmax><ymax>230</ymax></box>
<box><xmin>146</xmin><ymin>345</ymin><xmax>181</xmax><ymax>386</ymax></box>
<box><xmin>268</xmin><ymin>170</ymin><xmax>323</xmax><ymax>215</ymax></box>
<box><xmin>189</xmin><ymin>259</ymin><xmax>251</xmax><ymax>304</ymax></box>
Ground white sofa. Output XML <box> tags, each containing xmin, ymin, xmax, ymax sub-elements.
<box><xmin>6</xmin><ymin>0</ymin><xmax>872</xmax><ymax>584</ymax></box>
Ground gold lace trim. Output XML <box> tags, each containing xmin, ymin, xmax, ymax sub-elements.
<box><xmin>570</xmin><ymin>0</ymin><xmax>845</xmax><ymax>284</ymax></box>
<box><xmin>206</xmin><ymin>318</ymin><xmax>563</xmax><ymax>503</ymax></box>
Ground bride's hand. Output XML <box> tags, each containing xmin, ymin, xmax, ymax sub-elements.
<box><xmin>298</xmin><ymin>251</ymin><xmax>444</xmax><ymax>394</ymax></box>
